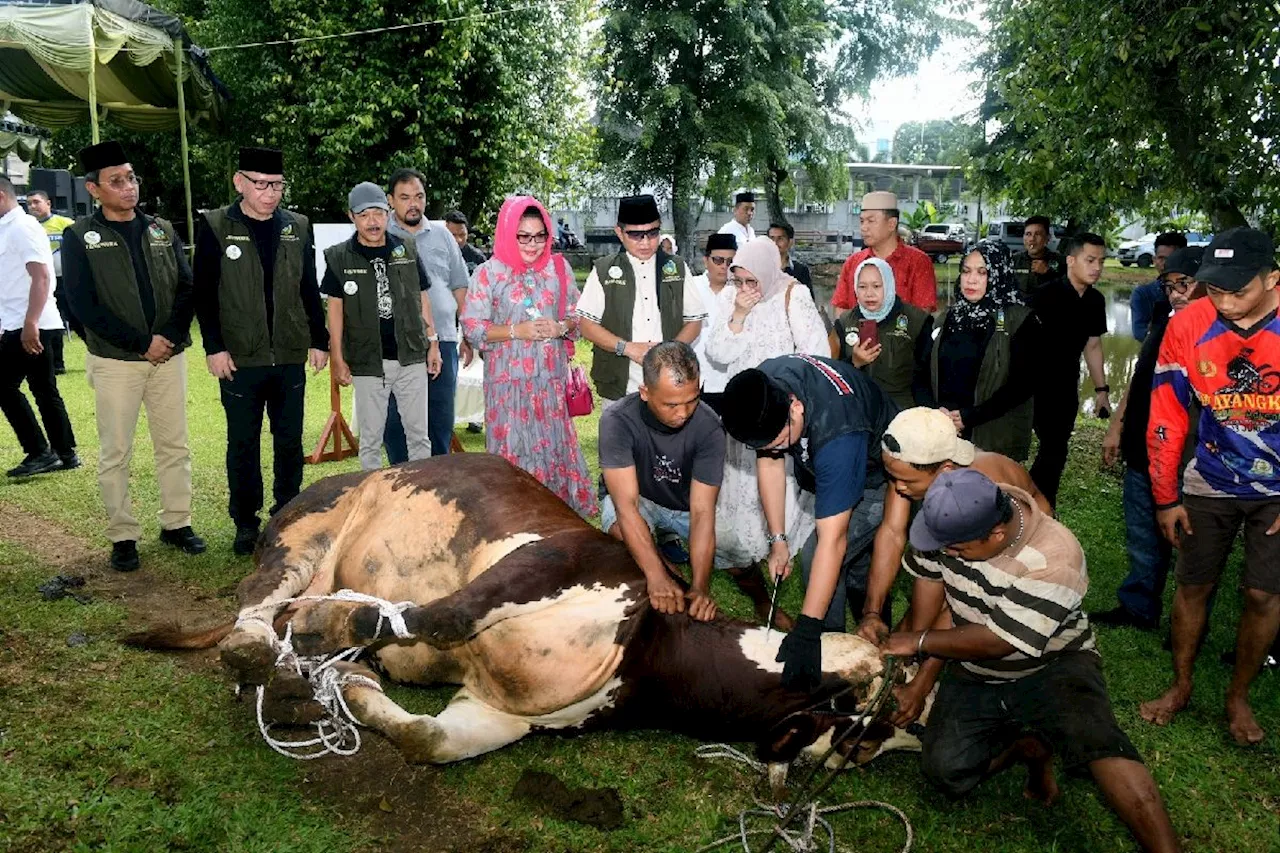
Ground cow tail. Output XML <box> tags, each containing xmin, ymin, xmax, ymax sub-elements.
<box><xmin>121</xmin><ymin>620</ymin><xmax>235</xmax><ymax>650</ymax></box>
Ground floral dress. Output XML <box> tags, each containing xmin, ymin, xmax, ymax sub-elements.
<box><xmin>705</xmin><ymin>279</ymin><xmax>831</xmax><ymax>564</ymax></box>
<box><xmin>460</xmin><ymin>257</ymin><xmax>597</xmax><ymax>518</ymax></box>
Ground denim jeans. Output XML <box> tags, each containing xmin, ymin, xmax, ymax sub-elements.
<box><xmin>384</xmin><ymin>341</ymin><xmax>459</xmax><ymax>463</ymax></box>
<box><xmin>600</xmin><ymin>494</ymin><xmax>735</xmax><ymax>569</ymax></box>
<box><xmin>799</xmin><ymin>484</ymin><xmax>887</xmax><ymax>631</ymax></box>
<box><xmin>1116</xmin><ymin>466</ymin><xmax>1174</xmax><ymax>622</ymax></box>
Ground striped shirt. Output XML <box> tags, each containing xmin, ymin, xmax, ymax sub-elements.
<box><xmin>902</xmin><ymin>486</ymin><xmax>1096</xmax><ymax>682</ymax></box>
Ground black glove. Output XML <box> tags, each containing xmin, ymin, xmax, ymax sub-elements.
<box><xmin>776</xmin><ymin>615</ymin><xmax>825</xmax><ymax>692</ymax></box>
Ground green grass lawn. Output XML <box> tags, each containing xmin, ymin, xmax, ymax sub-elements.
<box><xmin>1</xmin><ymin>334</ymin><xmax>1277</xmax><ymax>852</ymax></box>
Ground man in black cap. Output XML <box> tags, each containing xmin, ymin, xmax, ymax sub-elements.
<box><xmin>881</xmin><ymin>469</ymin><xmax>1179</xmax><ymax>853</ymax></box>
<box><xmin>718</xmin><ymin>353</ymin><xmax>898</xmax><ymax>691</ymax></box>
<box><xmin>718</xmin><ymin>191</ymin><xmax>757</xmax><ymax>248</ymax></box>
<box><xmin>690</xmin><ymin>232</ymin><xmax>738</xmax><ymax>392</ymax></box>
<box><xmin>194</xmin><ymin>146</ymin><xmax>330</xmax><ymax>555</ymax></box>
<box><xmin>577</xmin><ymin>194</ymin><xmax>706</xmax><ymax>411</ymax></box>
<box><xmin>63</xmin><ymin>140</ymin><xmax>204</xmax><ymax>572</ymax></box>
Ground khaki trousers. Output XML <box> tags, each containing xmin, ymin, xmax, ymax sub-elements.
<box><xmin>86</xmin><ymin>352</ymin><xmax>193</xmax><ymax>542</ymax></box>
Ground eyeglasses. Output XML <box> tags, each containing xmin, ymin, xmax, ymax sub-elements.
<box><xmin>706</xmin><ymin>255</ymin><xmax>733</xmax><ymax>266</ymax></box>
<box><xmin>623</xmin><ymin>226</ymin><xmax>662</xmax><ymax>242</ymax></box>
<box><xmin>732</xmin><ymin>274</ymin><xmax>760</xmax><ymax>288</ymax></box>
<box><xmin>1162</xmin><ymin>278</ymin><xmax>1197</xmax><ymax>294</ymax></box>
<box><xmin>515</xmin><ymin>232</ymin><xmax>548</xmax><ymax>245</ymax></box>
<box><xmin>238</xmin><ymin>172</ymin><xmax>287</xmax><ymax>192</ymax></box>
<box><xmin>102</xmin><ymin>174</ymin><xmax>141</xmax><ymax>190</ymax></box>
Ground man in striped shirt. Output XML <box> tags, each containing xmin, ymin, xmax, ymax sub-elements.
<box><xmin>882</xmin><ymin>469</ymin><xmax>1179</xmax><ymax>853</ymax></box>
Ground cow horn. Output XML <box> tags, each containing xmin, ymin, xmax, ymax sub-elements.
<box><xmin>767</xmin><ymin>762</ymin><xmax>789</xmax><ymax>803</ymax></box>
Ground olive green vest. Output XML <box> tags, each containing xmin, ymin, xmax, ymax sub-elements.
<box><xmin>202</xmin><ymin>206</ymin><xmax>310</xmax><ymax>367</ymax></box>
<box><xmin>590</xmin><ymin>249</ymin><xmax>687</xmax><ymax>400</ymax></box>
<box><xmin>69</xmin><ymin>214</ymin><xmax>187</xmax><ymax>362</ymax></box>
<box><xmin>324</xmin><ymin>237</ymin><xmax>427</xmax><ymax>377</ymax></box>
<box><xmin>930</xmin><ymin>303</ymin><xmax>1034</xmax><ymax>461</ymax></box>
<box><xmin>837</xmin><ymin>300</ymin><xmax>929</xmax><ymax>410</ymax></box>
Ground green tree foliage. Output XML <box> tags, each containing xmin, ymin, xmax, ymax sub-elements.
<box><xmin>596</xmin><ymin>0</ymin><xmax>964</xmax><ymax>248</ymax></box>
<box><xmin>892</xmin><ymin>119</ymin><xmax>980</xmax><ymax>165</ymax></box>
<box><xmin>973</xmin><ymin>1</ymin><xmax>1280</xmax><ymax>231</ymax></box>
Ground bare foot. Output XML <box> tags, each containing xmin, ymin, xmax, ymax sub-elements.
<box><xmin>1021</xmin><ymin>738</ymin><xmax>1060</xmax><ymax>805</ymax></box>
<box><xmin>1139</xmin><ymin>684</ymin><xmax>1191</xmax><ymax>726</ymax></box>
<box><xmin>1226</xmin><ymin>697</ymin><xmax>1266</xmax><ymax>746</ymax></box>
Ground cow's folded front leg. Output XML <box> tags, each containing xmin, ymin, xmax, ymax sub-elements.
<box><xmin>286</xmin><ymin>600</ymin><xmax>387</xmax><ymax>655</ymax></box>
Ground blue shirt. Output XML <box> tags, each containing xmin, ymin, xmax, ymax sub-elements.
<box><xmin>812</xmin><ymin>432</ymin><xmax>868</xmax><ymax>518</ymax></box>
<box><xmin>1130</xmin><ymin>279</ymin><xmax>1163</xmax><ymax>342</ymax></box>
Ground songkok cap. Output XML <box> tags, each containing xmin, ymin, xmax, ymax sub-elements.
<box><xmin>883</xmin><ymin>407</ymin><xmax>976</xmax><ymax>467</ymax></box>
<box><xmin>909</xmin><ymin>469</ymin><xmax>1005</xmax><ymax>552</ymax></box>
<box><xmin>348</xmin><ymin>181</ymin><xmax>390</xmax><ymax>213</ymax></box>
<box><xmin>238</xmin><ymin>146</ymin><xmax>284</xmax><ymax>175</ymax></box>
<box><xmin>705</xmin><ymin>233</ymin><xmax>737</xmax><ymax>254</ymax></box>
<box><xmin>79</xmin><ymin>140</ymin><xmax>128</xmax><ymax>174</ymax></box>
<box><xmin>1194</xmin><ymin>228</ymin><xmax>1275</xmax><ymax>293</ymax></box>
<box><xmin>1159</xmin><ymin>246</ymin><xmax>1205</xmax><ymax>281</ymax></box>
<box><xmin>719</xmin><ymin>369</ymin><xmax>791</xmax><ymax>449</ymax></box>
<box><xmin>617</xmin><ymin>194</ymin><xmax>661</xmax><ymax>225</ymax></box>
<box><xmin>735</xmin><ymin>191</ymin><xmax>756</xmax><ymax>205</ymax></box>
<box><xmin>860</xmin><ymin>191</ymin><xmax>898</xmax><ymax>212</ymax></box>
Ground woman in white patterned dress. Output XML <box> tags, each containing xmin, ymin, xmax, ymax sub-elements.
<box><xmin>704</xmin><ymin>237</ymin><xmax>830</xmax><ymax>626</ymax></box>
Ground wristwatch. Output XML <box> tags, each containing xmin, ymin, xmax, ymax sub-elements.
<box><xmin>766</xmin><ymin>532</ymin><xmax>788</xmax><ymax>545</ymax></box>
<box><xmin>1095</xmin><ymin>384</ymin><xmax>1110</xmax><ymax>393</ymax></box>
<box><xmin>614</xmin><ymin>340</ymin><xmax>628</xmax><ymax>357</ymax></box>
<box><xmin>427</xmin><ymin>334</ymin><xmax>440</xmax><ymax>342</ymax></box>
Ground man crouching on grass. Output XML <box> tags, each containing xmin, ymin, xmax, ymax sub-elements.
<box><xmin>881</xmin><ymin>469</ymin><xmax>1180</xmax><ymax>852</ymax></box>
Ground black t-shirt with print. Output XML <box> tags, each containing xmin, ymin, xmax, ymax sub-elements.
<box><xmin>598</xmin><ymin>393</ymin><xmax>725</xmax><ymax>512</ymax></box>
<box><xmin>321</xmin><ymin>239</ymin><xmax>429</xmax><ymax>360</ymax></box>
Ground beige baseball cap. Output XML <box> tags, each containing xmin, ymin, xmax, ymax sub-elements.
<box><xmin>882</xmin><ymin>407</ymin><xmax>976</xmax><ymax>466</ymax></box>
<box><xmin>860</xmin><ymin>191</ymin><xmax>899</xmax><ymax>211</ymax></box>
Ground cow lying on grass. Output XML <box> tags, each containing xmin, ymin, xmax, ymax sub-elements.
<box><xmin>127</xmin><ymin>455</ymin><xmax>921</xmax><ymax>773</ymax></box>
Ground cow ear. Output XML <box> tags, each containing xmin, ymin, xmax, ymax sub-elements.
<box><xmin>756</xmin><ymin>712</ymin><xmax>837</xmax><ymax>764</ymax></box>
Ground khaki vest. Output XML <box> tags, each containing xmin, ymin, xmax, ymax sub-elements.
<box><xmin>324</xmin><ymin>237</ymin><xmax>426</xmax><ymax>377</ymax></box>
<box><xmin>69</xmin><ymin>215</ymin><xmax>187</xmax><ymax>361</ymax></box>
<box><xmin>202</xmin><ymin>206</ymin><xmax>310</xmax><ymax>367</ymax></box>
<box><xmin>589</xmin><ymin>249</ymin><xmax>687</xmax><ymax>400</ymax></box>
<box><xmin>837</xmin><ymin>300</ymin><xmax>929</xmax><ymax>410</ymax></box>
<box><xmin>930</xmin><ymin>304</ymin><xmax>1035</xmax><ymax>461</ymax></box>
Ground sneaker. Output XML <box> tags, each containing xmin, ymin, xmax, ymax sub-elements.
<box><xmin>7</xmin><ymin>450</ymin><xmax>61</xmax><ymax>478</ymax></box>
<box><xmin>110</xmin><ymin>540</ymin><xmax>140</xmax><ymax>572</ymax></box>
<box><xmin>159</xmin><ymin>526</ymin><xmax>207</xmax><ymax>555</ymax></box>
<box><xmin>233</xmin><ymin>525</ymin><xmax>260</xmax><ymax>557</ymax></box>
<box><xmin>1091</xmin><ymin>605</ymin><xmax>1158</xmax><ymax>631</ymax></box>
<box><xmin>466</xmin><ymin>422</ymin><xmax>483</xmax><ymax>434</ymax></box>
<box><xmin>56</xmin><ymin>452</ymin><xmax>81</xmax><ymax>471</ymax></box>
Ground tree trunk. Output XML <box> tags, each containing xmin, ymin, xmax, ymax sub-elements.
<box><xmin>1209</xmin><ymin>204</ymin><xmax>1248</xmax><ymax>232</ymax></box>
<box><xmin>765</xmin><ymin>156</ymin><xmax>790</xmax><ymax>227</ymax></box>
<box><xmin>671</xmin><ymin>164</ymin><xmax>699</xmax><ymax>269</ymax></box>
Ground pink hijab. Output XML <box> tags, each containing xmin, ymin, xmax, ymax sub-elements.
<box><xmin>492</xmin><ymin>195</ymin><xmax>557</xmax><ymax>275</ymax></box>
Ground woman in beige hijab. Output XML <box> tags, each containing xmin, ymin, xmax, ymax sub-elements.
<box><xmin>704</xmin><ymin>237</ymin><xmax>829</xmax><ymax>628</ymax></box>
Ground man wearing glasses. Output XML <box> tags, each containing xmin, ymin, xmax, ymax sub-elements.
<box><xmin>1095</xmin><ymin>247</ymin><xmax>1205</xmax><ymax>631</ymax></box>
<box><xmin>689</xmin><ymin>233</ymin><xmax>737</xmax><ymax>393</ymax></box>
<box><xmin>63</xmin><ymin>140</ymin><xmax>203</xmax><ymax>572</ymax></box>
<box><xmin>194</xmin><ymin>147</ymin><xmax>330</xmax><ymax>555</ymax></box>
<box><xmin>577</xmin><ymin>194</ymin><xmax>706</xmax><ymax>413</ymax></box>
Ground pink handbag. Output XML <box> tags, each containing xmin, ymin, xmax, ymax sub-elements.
<box><xmin>554</xmin><ymin>255</ymin><xmax>594</xmax><ymax>417</ymax></box>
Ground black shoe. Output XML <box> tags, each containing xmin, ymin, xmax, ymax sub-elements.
<box><xmin>110</xmin><ymin>540</ymin><xmax>140</xmax><ymax>572</ymax></box>
<box><xmin>159</xmin><ymin>526</ymin><xmax>207</xmax><ymax>555</ymax></box>
<box><xmin>54</xmin><ymin>366</ymin><xmax>66</xmax><ymax>375</ymax></box>
<box><xmin>466</xmin><ymin>422</ymin><xmax>483</xmax><ymax>433</ymax></box>
<box><xmin>56</xmin><ymin>452</ymin><xmax>81</xmax><ymax>471</ymax></box>
<box><xmin>7</xmin><ymin>450</ymin><xmax>61</xmax><ymax>478</ymax></box>
<box><xmin>1091</xmin><ymin>605</ymin><xmax>1158</xmax><ymax>631</ymax></box>
<box><xmin>233</xmin><ymin>526</ymin><xmax>260</xmax><ymax>557</ymax></box>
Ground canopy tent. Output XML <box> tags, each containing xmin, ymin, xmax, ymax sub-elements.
<box><xmin>0</xmin><ymin>116</ymin><xmax>46</xmax><ymax>161</ymax></box>
<box><xmin>0</xmin><ymin>0</ymin><xmax>228</xmax><ymax>237</ymax></box>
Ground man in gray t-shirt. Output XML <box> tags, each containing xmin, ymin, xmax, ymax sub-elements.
<box><xmin>600</xmin><ymin>342</ymin><xmax>728</xmax><ymax>621</ymax></box>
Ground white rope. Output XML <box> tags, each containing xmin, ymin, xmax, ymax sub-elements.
<box><xmin>694</xmin><ymin>744</ymin><xmax>914</xmax><ymax>853</ymax></box>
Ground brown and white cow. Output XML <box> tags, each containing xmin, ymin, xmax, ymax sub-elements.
<box><xmin>129</xmin><ymin>455</ymin><xmax>919</xmax><ymax>770</ymax></box>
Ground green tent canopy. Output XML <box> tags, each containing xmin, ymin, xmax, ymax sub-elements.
<box><xmin>0</xmin><ymin>117</ymin><xmax>47</xmax><ymax>161</ymax></box>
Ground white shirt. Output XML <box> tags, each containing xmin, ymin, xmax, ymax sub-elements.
<box><xmin>577</xmin><ymin>252</ymin><xmax>708</xmax><ymax>395</ymax></box>
<box><xmin>717</xmin><ymin>219</ymin><xmax>755</xmax><ymax>248</ymax></box>
<box><xmin>689</xmin><ymin>272</ymin><xmax>731</xmax><ymax>392</ymax></box>
<box><xmin>0</xmin><ymin>206</ymin><xmax>60</xmax><ymax>333</ymax></box>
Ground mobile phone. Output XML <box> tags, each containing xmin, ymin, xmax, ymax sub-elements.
<box><xmin>858</xmin><ymin>319</ymin><xmax>879</xmax><ymax>348</ymax></box>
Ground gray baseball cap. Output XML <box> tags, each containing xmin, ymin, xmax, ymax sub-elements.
<box><xmin>909</xmin><ymin>468</ymin><xmax>1005</xmax><ymax>552</ymax></box>
<box><xmin>348</xmin><ymin>181</ymin><xmax>390</xmax><ymax>213</ymax></box>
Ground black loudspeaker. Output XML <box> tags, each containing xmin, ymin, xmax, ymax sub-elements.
<box><xmin>73</xmin><ymin>177</ymin><xmax>90</xmax><ymax>216</ymax></box>
<box><xmin>29</xmin><ymin>168</ymin><xmax>74</xmax><ymax>213</ymax></box>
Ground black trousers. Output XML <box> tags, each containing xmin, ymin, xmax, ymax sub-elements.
<box><xmin>1030</xmin><ymin>388</ymin><xmax>1078</xmax><ymax>509</ymax></box>
<box><xmin>0</xmin><ymin>328</ymin><xmax>76</xmax><ymax>457</ymax></box>
<box><xmin>219</xmin><ymin>363</ymin><xmax>306</xmax><ymax>528</ymax></box>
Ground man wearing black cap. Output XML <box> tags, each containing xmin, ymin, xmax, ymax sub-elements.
<box><xmin>690</xmin><ymin>233</ymin><xmax>737</xmax><ymax>392</ymax></box>
<box><xmin>62</xmin><ymin>140</ymin><xmax>203</xmax><ymax>572</ymax></box>
<box><xmin>881</xmin><ymin>469</ymin><xmax>1179</xmax><ymax>852</ymax></box>
<box><xmin>1095</xmin><ymin>247</ymin><xmax>1206</xmax><ymax>630</ymax></box>
<box><xmin>1141</xmin><ymin>227</ymin><xmax>1280</xmax><ymax>747</ymax></box>
<box><xmin>718</xmin><ymin>191</ymin><xmax>756</xmax><ymax>248</ymax></box>
<box><xmin>718</xmin><ymin>354</ymin><xmax>898</xmax><ymax>691</ymax></box>
<box><xmin>194</xmin><ymin>147</ymin><xmax>330</xmax><ymax>555</ymax></box>
<box><xmin>577</xmin><ymin>194</ymin><xmax>706</xmax><ymax>411</ymax></box>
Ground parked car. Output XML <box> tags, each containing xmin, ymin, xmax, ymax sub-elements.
<box><xmin>983</xmin><ymin>219</ymin><xmax>1065</xmax><ymax>254</ymax></box>
<box><xmin>912</xmin><ymin>230</ymin><xmax>966</xmax><ymax>263</ymax></box>
<box><xmin>920</xmin><ymin>222</ymin><xmax>967</xmax><ymax>242</ymax></box>
<box><xmin>1117</xmin><ymin>231</ymin><xmax>1211</xmax><ymax>267</ymax></box>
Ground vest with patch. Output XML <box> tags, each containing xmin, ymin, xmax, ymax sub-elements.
<box><xmin>202</xmin><ymin>206</ymin><xmax>310</xmax><ymax>367</ymax></box>
<box><xmin>930</xmin><ymin>304</ymin><xmax>1035</xmax><ymax>461</ymax></box>
<box><xmin>590</xmin><ymin>249</ymin><xmax>687</xmax><ymax>401</ymax></box>
<box><xmin>836</xmin><ymin>298</ymin><xmax>929</xmax><ymax>410</ymax></box>
<box><xmin>323</xmin><ymin>237</ymin><xmax>426</xmax><ymax>377</ymax></box>
<box><xmin>69</xmin><ymin>214</ymin><xmax>186</xmax><ymax>362</ymax></box>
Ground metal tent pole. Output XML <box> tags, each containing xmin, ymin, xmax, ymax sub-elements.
<box><xmin>87</xmin><ymin>17</ymin><xmax>99</xmax><ymax>142</ymax></box>
<box><xmin>173</xmin><ymin>37</ymin><xmax>195</xmax><ymax>245</ymax></box>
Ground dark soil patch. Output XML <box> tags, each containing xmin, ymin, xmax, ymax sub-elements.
<box><xmin>512</xmin><ymin>768</ymin><xmax>624</xmax><ymax>830</ymax></box>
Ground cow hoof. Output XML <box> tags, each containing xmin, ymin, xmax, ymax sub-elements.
<box><xmin>219</xmin><ymin>630</ymin><xmax>276</xmax><ymax>685</ymax></box>
<box><xmin>260</xmin><ymin>670</ymin><xmax>327</xmax><ymax>725</ymax></box>
<box><xmin>406</xmin><ymin>603</ymin><xmax>475</xmax><ymax>649</ymax></box>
